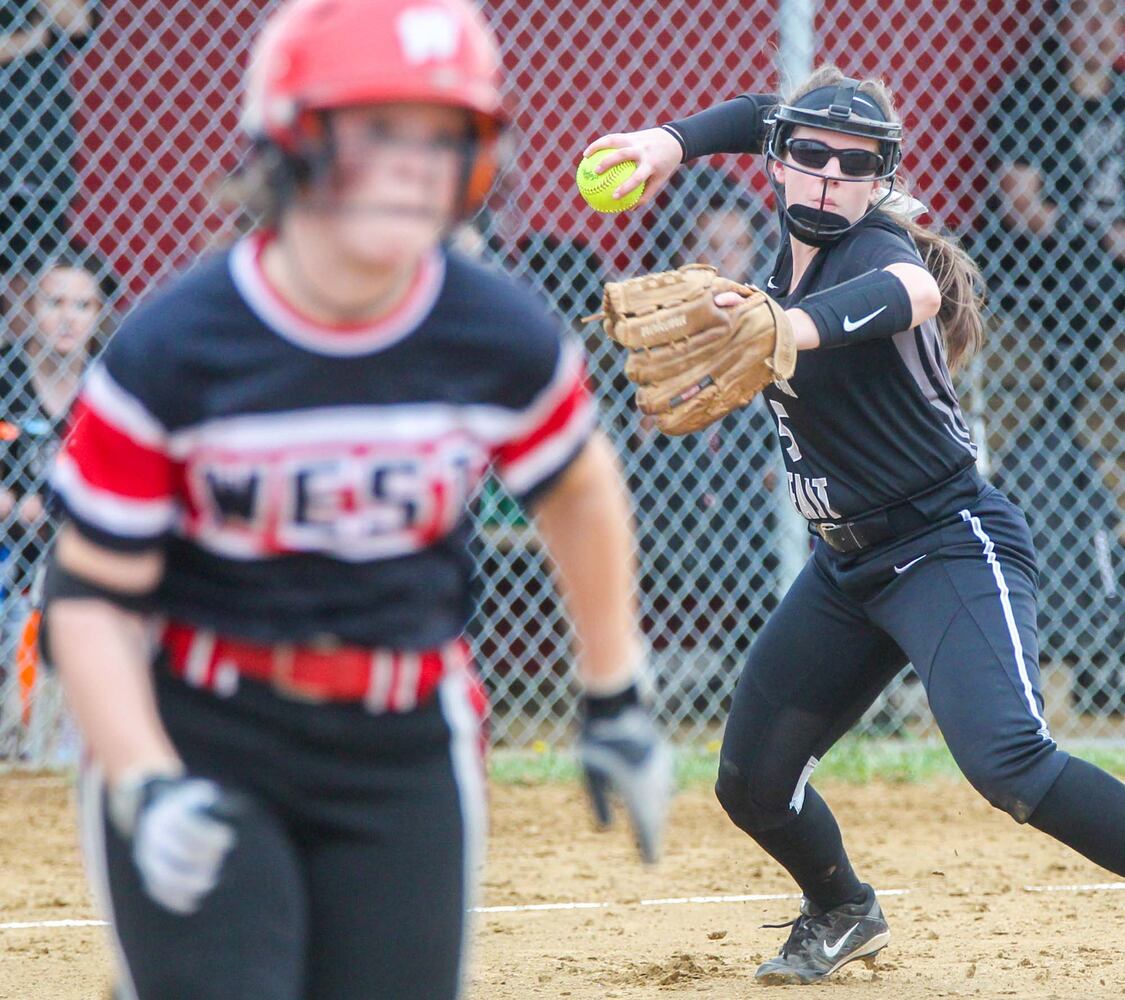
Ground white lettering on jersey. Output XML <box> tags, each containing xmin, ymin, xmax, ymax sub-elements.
<box><xmin>786</xmin><ymin>473</ymin><xmax>840</xmax><ymax>520</ymax></box>
<box><xmin>774</xmin><ymin>377</ymin><xmax>798</xmax><ymax>398</ymax></box>
<box><xmin>808</xmin><ymin>477</ymin><xmax>842</xmax><ymax>519</ymax></box>
<box><xmin>787</xmin><ymin>473</ymin><xmax>820</xmax><ymax>519</ymax></box>
<box><xmin>769</xmin><ymin>398</ymin><xmax>802</xmax><ymax>461</ymax></box>
<box><xmin>186</xmin><ymin>437</ymin><xmax>486</xmax><ymax>561</ymax></box>
<box><xmin>396</xmin><ymin>7</ymin><xmax>461</xmax><ymax>64</ymax></box>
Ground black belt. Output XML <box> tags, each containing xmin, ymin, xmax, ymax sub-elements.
<box><xmin>809</xmin><ymin>464</ymin><xmax>982</xmax><ymax>555</ymax></box>
<box><xmin>812</xmin><ymin>504</ymin><xmax>931</xmax><ymax>554</ymax></box>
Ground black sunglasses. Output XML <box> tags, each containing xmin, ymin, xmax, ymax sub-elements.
<box><xmin>784</xmin><ymin>138</ymin><xmax>885</xmax><ymax>177</ymax></box>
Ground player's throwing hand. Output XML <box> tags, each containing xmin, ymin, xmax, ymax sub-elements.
<box><xmin>580</xmin><ymin>127</ymin><xmax>684</xmax><ymax>208</ymax></box>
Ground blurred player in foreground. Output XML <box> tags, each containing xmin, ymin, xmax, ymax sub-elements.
<box><xmin>585</xmin><ymin>65</ymin><xmax>1125</xmax><ymax>984</ymax></box>
<box><xmin>43</xmin><ymin>1</ymin><xmax>669</xmax><ymax>997</ymax></box>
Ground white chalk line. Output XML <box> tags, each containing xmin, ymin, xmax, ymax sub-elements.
<box><xmin>3</xmin><ymin>881</ymin><xmax>1121</xmax><ymax>931</ymax></box>
<box><xmin>3</xmin><ymin>890</ymin><xmax>907</xmax><ymax>930</ymax></box>
<box><xmin>1022</xmin><ymin>882</ymin><xmax>1125</xmax><ymax>893</ymax></box>
<box><xmin>475</xmin><ymin>888</ymin><xmax>909</xmax><ymax>914</ymax></box>
<box><xmin>0</xmin><ymin>775</ymin><xmax>71</xmax><ymax>789</ymax></box>
<box><xmin>0</xmin><ymin>892</ymin><xmax>868</xmax><ymax>929</ymax></box>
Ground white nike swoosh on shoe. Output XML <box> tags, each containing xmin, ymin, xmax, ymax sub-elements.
<box><xmin>842</xmin><ymin>306</ymin><xmax>888</xmax><ymax>332</ymax></box>
<box><xmin>893</xmin><ymin>554</ymin><xmax>927</xmax><ymax>574</ymax></box>
<box><xmin>823</xmin><ymin>923</ymin><xmax>859</xmax><ymax>959</ymax></box>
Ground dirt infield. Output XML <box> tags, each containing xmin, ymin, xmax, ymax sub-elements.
<box><xmin>2</xmin><ymin>771</ymin><xmax>1123</xmax><ymax>999</ymax></box>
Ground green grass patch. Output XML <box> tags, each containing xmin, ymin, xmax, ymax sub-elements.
<box><xmin>1078</xmin><ymin>746</ymin><xmax>1125</xmax><ymax>778</ymax></box>
<box><xmin>489</xmin><ymin>738</ymin><xmax>1125</xmax><ymax>788</ymax></box>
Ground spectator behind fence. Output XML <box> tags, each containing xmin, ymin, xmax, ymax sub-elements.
<box><xmin>508</xmin><ymin>230</ymin><xmax>612</xmax><ymax>409</ymax></box>
<box><xmin>981</xmin><ymin>0</ymin><xmax>1123</xmax><ymax>714</ymax></box>
<box><xmin>0</xmin><ymin>1</ymin><xmax>98</xmax><ymax>333</ymax></box>
<box><xmin>444</xmin><ymin>223</ymin><xmax>606</xmax><ymax>533</ymax></box>
<box><xmin>630</xmin><ymin>166</ymin><xmax>783</xmax><ymax>673</ymax></box>
<box><xmin>0</xmin><ymin>241</ymin><xmax>113</xmax><ymax>597</ymax></box>
<box><xmin>0</xmin><ymin>240</ymin><xmax>112</xmax><ymax>755</ymax></box>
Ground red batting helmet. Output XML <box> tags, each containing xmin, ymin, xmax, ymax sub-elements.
<box><xmin>242</xmin><ymin>0</ymin><xmax>507</xmax><ymax>211</ymax></box>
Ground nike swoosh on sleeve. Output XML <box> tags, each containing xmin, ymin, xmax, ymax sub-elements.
<box><xmin>842</xmin><ymin>305</ymin><xmax>888</xmax><ymax>332</ymax></box>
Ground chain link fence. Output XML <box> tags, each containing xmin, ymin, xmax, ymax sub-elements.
<box><xmin>0</xmin><ymin>0</ymin><xmax>1121</xmax><ymax>762</ymax></box>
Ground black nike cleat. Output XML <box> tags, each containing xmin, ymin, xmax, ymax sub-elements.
<box><xmin>754</xmin><ymin>885</ymin><xmax>890</xmax><ymax>985</ymax></box>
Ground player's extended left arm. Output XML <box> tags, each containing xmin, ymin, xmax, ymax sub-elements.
<box><xmin>531</xmin><ymin>430</ymin><xmax>672</xmax><ymax>864</ymax></box>
<box><xmin>45</xmin><ymin>526</ymin><xmax>239</xmax><ymax>915</ymax></box>
<box><xmin>784</xmin><ymin>263</ymin><xmax>941</xmax><ymax>350</ymax></box>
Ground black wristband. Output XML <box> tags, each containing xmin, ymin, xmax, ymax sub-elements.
<box><xmin>41</xmin><ymin>553</ymin><xmax>156</xmax><ymax>614</ymax></box>
<box><xmin>663</xmin><ymin>94</ymin><xmax>779</xmax><ymax>161</ymax></box>
<box><xmin>108</xmin><ymin>773</ymin><xmax>180</xmax><ymax>838</ymax></box>
<box><xmin>796</xmin><ymin>269</ymin><xmax>915</xmax><ymax>348</ymax></box>
<box><xmin>582</xmin><ymin>682</ymin><xmax>641</xmax><ymax>720</ymax></box>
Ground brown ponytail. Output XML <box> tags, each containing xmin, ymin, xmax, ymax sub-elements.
<box><xmin>786</xmin><ymin>66</ymin><xmax>986</xmax><ymax>370</ymax></box>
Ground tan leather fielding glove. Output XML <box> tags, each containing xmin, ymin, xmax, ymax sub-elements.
<box><xmin>597</xmin><ymin>264</ymin><xmax>797</xmax><ymax>435</ymax></box>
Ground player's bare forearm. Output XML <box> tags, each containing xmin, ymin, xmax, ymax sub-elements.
<box><xmin>52</xmin><ymin>600</ymin><xmax>181</xmax><ymax>784</ymax></box>
<box><xmin>532</xmin><ymin>431</ymin><xmax>642</xmax><ymax>692</ymax></box>
<box><xmin>50</xmin><ymin>526</ymin><xmax>179</xmax><ymax>785</ymax></box>
<box><xmin>785</xmin><ymin>308</ymin><xmax>821</xmax><ymax>350</ymax></box>
<box><xmin>884</xmin><ymin>262</ymin><xmax>941</xmax><ymax>326</ymax></box>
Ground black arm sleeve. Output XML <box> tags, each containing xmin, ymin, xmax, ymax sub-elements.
<box><xmin>797</xmin><ymin>269</ymin><xmax>915</xmax><ymax>348</ymax></box>
<box><xmin>661</xmin><ymin>94</ymin><xmax>780</xmax><ymax>161</ymax></box>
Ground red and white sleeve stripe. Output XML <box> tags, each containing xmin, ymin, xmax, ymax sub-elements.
<box><xmin>51</xmin><ymin>363</ymin><xmax>179</xmax><ymax>542</ymax></box>
<box><xmin>492</xmin><ymin>339</ymin><xmax>597</xmax><ymax>499</ymax></box>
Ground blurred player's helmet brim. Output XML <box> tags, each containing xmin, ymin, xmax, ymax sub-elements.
<box><xmin>241</xmin><ymin>0</ymin><xmax>508</xmax><ymax>144</ymax></box>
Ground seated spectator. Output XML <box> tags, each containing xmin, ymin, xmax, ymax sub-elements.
<box><xmin>644</xmin><ymin>162</ymin><xmax>778</xmax><ymax>278</ymax></box>
<box><xmin>630</xmin><ymin>167</ymin><xmax>784</xmax><ymax>703</ymax></box>
<box><xmin>508</xmin><ymin>230</ymin><xmax>619</xmax><ymax>421</ymax></box>
<box><xmin>509</xmin><ymin>230</ymin><xmax>606</xmax><ymax>324</ymax></box>
<box><xmin>978</xmin><ymin>0</ymin><xmax>1123</xmax><ymax>714</ymax></box>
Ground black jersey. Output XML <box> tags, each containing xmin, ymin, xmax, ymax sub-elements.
<box><xmin>761</xmin><ymin>212</ymin><xmax>977</xmax><ymax>522</ymax></box>
<box><xmin>50</xmin><ymin>233</ymin><xmax>595</xmax><ymax>649</ymax></box>
<box><xmin>0</xmin><ymin>346</ymin><xmax>67</xmax><ymax>492</ymax></box>
<box><xmin>0</xmin><ymin>347</ymin><xmax>69</xmax><ymax>588</ymax></box>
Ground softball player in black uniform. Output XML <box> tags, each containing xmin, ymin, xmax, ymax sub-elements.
<box><xmin>586</xmin><ymin>65</ymin><xmax>1125</xmax><ymax>984</ymax></box>
<box><xmin>43</xmin><ymin>2</ymin><xmax>669</xmax><ymax>998</ymax></box>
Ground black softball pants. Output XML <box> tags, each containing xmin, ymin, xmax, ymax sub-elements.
<box><xmin>716</xmin><ymin>487</ymin><xmax>1079</xmax><ymax>899</ymax></box>
<box><xmin>79</xmin><ymin>669</ymin><xmax>487</xmax><ymax>1000</ymax></box>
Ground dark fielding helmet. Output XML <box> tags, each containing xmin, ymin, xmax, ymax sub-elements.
<box><xmin>764</xmin><ymin>78</ymin><xmax>903</xmax><ymax>248</ymax></box>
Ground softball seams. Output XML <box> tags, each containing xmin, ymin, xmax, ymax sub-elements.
<box><xmin>580</xmin><ymin>161</ymin><xmax>634</xmax><ymax>194</ymax></box>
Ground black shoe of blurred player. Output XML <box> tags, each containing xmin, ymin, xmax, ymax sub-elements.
<box><xmin>754</xmin><ymin>885</ymin><xmax>890</xmax><ymax>985</ymax></box>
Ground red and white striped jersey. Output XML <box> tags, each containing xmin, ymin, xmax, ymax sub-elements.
<box><xmin>51</xmin><ymin>233</ymin><xmax>596</xmax><ymax>648</ymax></box>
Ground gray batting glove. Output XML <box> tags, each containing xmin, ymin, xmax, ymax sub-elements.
<box><xmin>578</xmin><ymin>685</ymin><xmax>672</xmax><ymax>864</ymax></box>
<box><xmin>109</xmin><ymin>773</ymin><xmax>239</xmax><ymax>916</ymax></box>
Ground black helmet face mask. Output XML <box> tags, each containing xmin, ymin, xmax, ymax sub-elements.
<box><xmin>765</xmin><ymin>79</ymin><xmax>903</xmax><ymax>248</ymax></box>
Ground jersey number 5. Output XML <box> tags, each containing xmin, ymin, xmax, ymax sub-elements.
<box><xmin>769</xmin><ymin>399</ymin><xmax>802</xmax><ymax>462</ymax></box>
